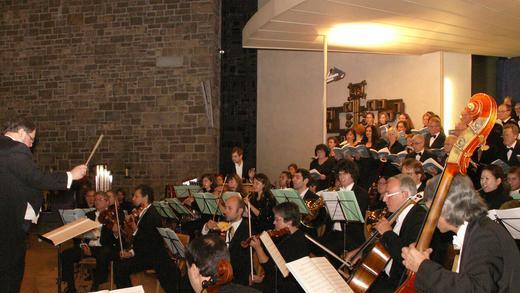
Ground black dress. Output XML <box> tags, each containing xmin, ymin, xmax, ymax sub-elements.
<box><xmin>479</xmin><ymin>185</ymin><xmax>513</xmax><ymax>209</ymax></box>
<box><xmin>249</xmin><ymin>191</ymin><xmax>276</xmax><ymax>233</ymax></box>
<box><xmin>309</xmin><ymin>157</ymin><xmax>336</xmax><ymax>191</ymax></box>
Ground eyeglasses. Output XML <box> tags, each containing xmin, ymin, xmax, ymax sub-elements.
<box><xmin>24</xmin><ymin>130</ymin><xmax>35</xmax><ymax>142</ymax></box>
<box><xmin>384</xmin><ymin>191</ymin><xmax>401</xmax><ymax>198</ymax></box>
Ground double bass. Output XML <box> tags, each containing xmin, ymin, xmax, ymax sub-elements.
<box><xmin>396</xmin><ymin>93</ymin><xmax>497</xmax><ymax>293</ymax></box>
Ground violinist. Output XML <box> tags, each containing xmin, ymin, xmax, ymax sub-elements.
<box><xmin>201</xmin><ymin>196</ymin><xmax>251</xmax><ymax>286</ymax></box>
<box><xmin>249</xmin><ymin>202</ymin><xmax>310</xmax><ymax>293</ymax></box>
<box><xmin>226</xmin><ymin>174</ymin><xmax>245</xmax><ymax>196</ymax></box>
<box><xmin>113</xmin><ymin>185</ymin><xmax>179</xmax><ymax>292</ymax></box>
<box><xmin>61</xmin><ymin>191</ymin><xmax>118</xmax><ymax>293</ymax></box>
<box><xmin>186</xmin><ymin>234</ymin><xmax>259</xmax><ymax>293</ymax></box>
<box><xmin>244</xmin><ymin>173</ymin><xmax>276</xmax><ymax>233</ymax></box>
<box><xmin>346</xmin><ymin>174</ymin><xmax>426</xmax><ymax>292</ymax></box>
<box><xmin>401</xmin><ymin>174</ymin><xmax>520</xmax><ymax>293</ymax></box>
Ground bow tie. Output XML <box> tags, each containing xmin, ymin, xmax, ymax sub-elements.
<box><xmin>508</xmin><ymin>147</ymin><xmax>514</xmax><ymax>151</ymax></box>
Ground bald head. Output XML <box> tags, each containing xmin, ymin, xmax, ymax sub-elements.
<box><xmin>224</xmin><ymin>195</ymin><xmax>245</xmax><ymax>222</ymax></box>
<box><xmin>412</xmin><ymin>134</ymin><xmax>425</xmax><ymax>153</ymax></box>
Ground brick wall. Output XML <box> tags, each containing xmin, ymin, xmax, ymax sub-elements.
<box><xmin>0</xmin><ymin>0</ymin><xmax>220</xmax><ymax>198</ymax></box>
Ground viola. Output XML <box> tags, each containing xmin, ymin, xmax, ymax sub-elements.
<box><xmin>395</xmin><ymin>93</ymin><xmax>496</xmax><ymax>293</ymax></box>
<box><xmin>98</xmin><ymin>205</ymin><xmax>118</xmax><ymax>230</ymax></box>
<box><xmin>240</xmin><ymin>227</ymin><xmax>290</xmax><ymax>248</ymax></box>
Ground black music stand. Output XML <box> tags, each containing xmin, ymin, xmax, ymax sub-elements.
<box><xmin>193</xmin><ymin>192</ymin><xmax>222</xmax><ymax>216</ymax></box>
<box><xmin>157</xmin><ymin>228</ymin><xmax>186</xmax><ymax>258</ymax></box>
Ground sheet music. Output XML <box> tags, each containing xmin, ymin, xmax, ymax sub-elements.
<box><xmin>59</xmin><ymin>208</ymin><xmax>95</xmax><ymax>224</ymax></box>
<box><xmin>488</xmin><ymin>207</ymin><xmax>520</xmax><ymax>239</ymax></box>
<box><xmin>152</xmin><ymin>202</ymin><xmax>178</xmax><ymax>220</ymax></box>
<box><xmin>193</xmin><ymin>192</ymin><xmax>222</xmax><ymax>215</ymax></box>
<box><xmin>259</xmin><ymin>231</ymin><xmax>289</xmax><ymax>277</ymax></box>
<box><xmin>286</xmin><ymin>257</ymin><xmax>353</xmax><ymax>293</ymax></box>
<box><xmin>321</xmin><ymin>192</ymin><xmax>345</xmax><ymax>221</ymax></box>
<box><xmin>92</xmin><ymin>285</ymin><xmax>145</xmax><ymax>293</ymax></box>
<box><xmin>157</xmin><ymin>228</ymin><xmax>185</xmax><ymax>257</ymax></box>
<box><xmin>41</xmin><ymin>218</ymin><xmax>99</xmax><ymax>246</ymax></box>
<box><xmin>271</xmin><ymin>188</ymin><xmax>309</xmax><ymax>214</ymax></box>
<box><xmin>337</xmin><ymin>191</ymin><xmax>364</xmax><ymax>223</ymax></box>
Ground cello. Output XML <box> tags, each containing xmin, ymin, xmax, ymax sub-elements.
<box><xmin>395</xmin><ymin>93</ymin><xmax>497</xmax><ymax>293</ymax></box>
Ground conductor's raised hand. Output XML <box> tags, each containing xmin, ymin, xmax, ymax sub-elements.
<box><xmin>70</xmin><ymin>164</ymin><xmax>88</xmax><ymax>180</ymax></box>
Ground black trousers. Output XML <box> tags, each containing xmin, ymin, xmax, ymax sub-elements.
<box><xmin>114</xmin><ymin>254</ymin><xmax>179</xmax><ymax>293</ymax></box>
<box><xmin>61</xmin><ymin>245</ymin><xmax>115</xmax><ymax>287</ymax></box>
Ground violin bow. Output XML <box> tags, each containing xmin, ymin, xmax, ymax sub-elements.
<box><xmin>212</xmin><ymin>175</ymin><xmax>228</xmax><ymax>222</ymax></box>
<box><xmin>248</xmin><ymin>200</ymin><xmax>254</xmax><ymax>283</ymax></box>
<box><xmin>113</xmin><ymin>200</ymin><xmax>124</xmax><ymax>252</ymax></box>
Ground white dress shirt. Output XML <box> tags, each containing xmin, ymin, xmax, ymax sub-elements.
<box><xmin>384</xmin><ymin>204</ymin><xmax>414</xmax><ymax>276</ymax></box>
<box><xmin>452</xmin><ymin>221</ymin><xmax>468</xmax><ymax>273</ymax></box>
<box><xmin>429</xmin><ymin>132</ymin><xmax>440</xmax><ymax>147</ymax></box>
<box><xmin>234</xmin><ymin>161</ymin><xmax>244</xmax><ymax>178</ymax></box>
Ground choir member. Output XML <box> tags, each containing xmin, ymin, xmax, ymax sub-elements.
<box><xmin>398</xmin><ymin>113</ymin><xmax>415</xmax><ymax>130</ymax></box>
<box><xmin>497</xmin><ymin>103</ymin><xmax>517</xmax><ymax>126</ymax></box>
<box><xmin>479</xmin><ymin>165</ymin><xmax>513</xmax><ymax>209</ymax></box>
<box><xmin>401</xmin><ymin>174</ymin><xmax>520</xmax><ymax>293</ymax></box>
<box><xmin>245</xmin><ymin>173</ymin><xmax>276</xmax><ymax>233</ymax></box>
<box><xmin>425</xmin><ymin>116</ymin><xmax>446</xmax><ymax>149</ymax></box>
<box><xmin>378</xmin><ymin>112</ymin><xmax>389</xmax><ymax>128</ymax></box>
<box><xmin>401</xmin><ymin>158</ymin><xmax>426</xmax><ymax>192</ymax></box>
<box><xmin>498</xmin><ymin>123</ymin><xmax>520</xmax><ymax>166</ymax></box>
<box><xmin>202</xmin><ymin>196</ymin><xmax>251</xmax><ymax>286</ymax></box>
<box><xmin>365</xmin><ymin>112</ymin><xmax>376</xmax><ymax>126</ymax></box>
<box><xmin>386</xmin><ymin>127</ymin><xmax>405</xmax><ymax>154</ymax></box>
<box><xmin>353</xmin><ymin>123</ymin><xmax>365</xmax><ymax>145</ymax></box>
<box><xmin>437</xmin><ymin>135</ymin><xmax>457</xmax><ymax>165</ymax></box>
<box><xmin>405</xmin><ymin>134</ymin><xmax>435</xmax><ymax>163</ymax></box>
<box><xmin>309</xmin><ymin>144</ymin><xmax>336</xmax><ymax>191</ymax></box>
<box><xmin>507</xmin><ymin>166</ymin><xmax>520</xmax><ymax>196</ymax></box>
<box><xmin>422</xmin><ymin>111</ymin><xmax>435</xmax><ymax>128</ymax></box>
<box><xmin>340</xmin><ymin>128</ymin><xmax>357</xmax><ymax>147</ymax></box>
<box><xmin>396</xmin><ymin>120</ymin><xmax>411</xmax><ymax>135</ymax></box>
<box><xmin>363</xmin><ymin>125</ymin><xmax>387</xmax><ymax>150</ymax></box>
<box><xmin>327</xmin><ymin>136</ymin><xmax>340</xmax><ymax>157</ymax></box>
<box><xmin>249</xmin><ymin>202</ymin><xmax>310</xmax><ymax>293</ymax></box>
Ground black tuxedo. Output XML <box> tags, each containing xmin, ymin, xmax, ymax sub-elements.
<box><xmin>405</xmin><ymin>149</ymin><xmax>435</xmax><ymax>163</ymax></box>
<box><xmin>228</xmin><ymin>219</ymin><xmax>252</xmax><ymax>286</ymax></box>
<box><xmin>497</xmin><ymin>140</ymin><xmax>520</xmax><ymax>167</ymax></box>
<box><xmin>378</xmin><ymin>204</ymin><xmax>427</xmax><ymax>289</ymax></box>
<box><xmin>415</xmin><ymin>216</ymin><xmax>520</xmax><ymax>293</ymax></box>
<box><xmin>0</xmin><ymin>135</ymin><xmax>69</xmax><ymax>293</ymax></box>
<box><xmin>61</xmin><ymin>210</ymin><xmax>119</xmax><ymax>290</ymax></box>
<box><xmin>425</xmin><ymin>132</ymin><xmax>446</xmax><ymax>149</ymax></box>
<box><xmin>114</xmin><ymin>205</ymin><xmax>179</xmax><ymax>292</ymax></box>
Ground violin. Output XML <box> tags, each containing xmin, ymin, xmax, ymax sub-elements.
<box><xmin>240</xmin><ymin>227</ymin><xmax>290</xmax><ymax>248</ymax></box>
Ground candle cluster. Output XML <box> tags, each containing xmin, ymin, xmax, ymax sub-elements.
<box><xmin>95</xmin><ymin>165</ymin><xmax>113</xmax><ymax>192</ymax></box>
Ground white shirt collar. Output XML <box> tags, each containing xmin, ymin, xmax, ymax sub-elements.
<box><xmin>416</xmin><ymin>183</ymin><xmax>422</xmax><ymax>190</ymax></box>
<box><xmin>510</xmin><ymin>188</ymin><xmax>520</xmax><ymax>196</ymax></box>
<box><xmin>507</xmin><ymin>140</ymin><xmax>517</xmax><ymax>149</ymax></box>
<box><xmin>394</xmin><ymin>204</ymin><xmax>414</xmax><ymax>234</ymax></box>
<box><xmin>453</xmin><ymin>221</ymin><xmax>469</xmax><ymax>273</ymax></box>
<box><xmin>340</xmin><ymin>182</ymin><xmax>354</xmax><ymax>192</ymax></box>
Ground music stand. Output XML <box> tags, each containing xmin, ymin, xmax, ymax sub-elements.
<box><xmin>271</xmin><ymin>189</ymin><xmax>309</xmax><ymax>215</ymax></box>
<box><xmin>488</xmin><ymin>207</ymin><xmax>520</xmax><ymax>239</ymax></box>
<box><xmin>153</xmin><ymin>202</ymin><xmax>179</xmax><ymax>221</ymax></box>
<box><xmin>173</xmin><ymin>185</ymin><xmax>201</xmax><ymax>198</ymax></box>
<box><xmin>157</xmin><ymin>228</ymin><xmax>186</xmax><ymax>258</ymax></box>
<box><xmin>193</xmin><ymin>192</ymin><xmax>222</xmax><ymax>216</ymax></box>
<box><xmin>39</xmin><ymin>218</ymin><xmax>99</xmax><ymax>293</ymax></box>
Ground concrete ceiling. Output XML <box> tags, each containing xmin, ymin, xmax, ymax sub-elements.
<box><xmin>243</xmin><ymin>0</ymin><xmax>520</xmax><ymax>57</ymax></box>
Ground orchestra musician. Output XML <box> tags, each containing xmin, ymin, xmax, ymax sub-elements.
<box><xmin>497</xmin><ymin>123</ymin><xmax>520</xmax><ymax>167</ymax></box>
<box><xmin>186</xmin><ymin>234</ymin><xmax>259</xmax><ymax>293</ymax></box>
<box><xmin>116</xmin><ymin>188</ymin><xmax>134</xmax><ymax>214</ymax></box>
<box><xmin>227</xmin><ymin>174</ymin><xmax>246</xmax><ymax>197</ymax></box>
<box><xmin>507</xmin><ymin>166</ymin><xmax>520</xmax><ymax>196</ymax></box>
<box><xmin>249</xmin><ymin>202</ymin><xmax>310</xmax><ymax>293</ymax></box>
<box><xmin>0</xmin><ymin>115</ymin><xmax>87</xmax><ymax>293</ymax></box>
<box><xmin>401</xmin><ymin>174</ymin><xmax>520</xmax><ymax>293</ymax></box>
<box><xmin>114</xmin><ymin>185</ymin><xmax>179</xmax><ymax>292</ymax></box>
<box><xmin>277</xmin><ymin>171</ymin><xmax>292</xmax><ymax>189</ymax></box>
<box><xmin>202</xmin><ymin>196</ymin><xmax>251</xmax><ymax>286</ymax></box>
<box><xmin>61</xmin><ymin>191</ymin><xmax>118</xmax><ymax>293</ymax></box>
<box><xmin>226</xmin><ymin>146</ymin><xmax>254</xmax><ymax>182</ymax></box>
<box><xmin>345</xmin><ymin>174</ymin><xmax>426</xmax><ymax>292</ymax></box>
<box><xmin>479</xmin><ymin>165</ymin><xmax>513</xmax><ymax>209</ymax></box>
<box><xmin>244</xmin><ymin>173</ymin><xmax>276</xmax><ymax>233</ymax></box>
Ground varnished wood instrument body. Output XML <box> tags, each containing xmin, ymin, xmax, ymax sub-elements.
<box><xmin>395</xmin><ymin>93</ymin><xmax>497</xmax><ymax>293</ymax></box>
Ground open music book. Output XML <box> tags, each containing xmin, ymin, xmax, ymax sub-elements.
<box><xmin>259</xmin><ymin>231</ymin><xmax>289</xmax><ymax>278</ymax></box>
<box><xmin>40</xmin><ymin>217</ymin><xmax>100</xmax><ymax>246</ymax></box>
<box><xmin>422</xmin><ymin>158</ymin><xmax>444</xmax><ymax>176</ymax></box>
<box><xmin>286</xmin><ymin>256</ymin><xmax>354</xmax><ymax>293</ymax></box>
<box><xmin>92</xmin><ymin>285</ymin><xmax>145</xmax><ymax>293</ymax></box>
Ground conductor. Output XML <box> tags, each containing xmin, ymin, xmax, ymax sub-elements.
<box><xmin>0</xmin><ymin>115</ymin><xmax>87</xmax><ymax>293</ymax></box>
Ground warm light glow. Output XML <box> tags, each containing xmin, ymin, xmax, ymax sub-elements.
<box><xmin>327</xmin><ymin>23</ymin><xmax>397</xmax><ymax>47</ymax></box>
<box><xmin>443</xmin><ymin>77</ymin><xmax>453</xmax><ymax>135</ymax></box>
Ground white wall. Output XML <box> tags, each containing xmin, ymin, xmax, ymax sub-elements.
<box><xmin>257</xmin><ymin>49</ymin><xmax>470</xmax><ymax>181</ymax></box>
<box><xmin>442</xmin><ymin>52</ymin><xmax>472</xmax><ymax>133</ymax></box>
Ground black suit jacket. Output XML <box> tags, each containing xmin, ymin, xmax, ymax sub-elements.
<box><xmin>0</xmin><ymin>135</ymin><xmax>68</xmax><ymax>233</ymax></box>
<box><xmin>228</xmin><ymin>219</ymin><xmax>251</xmax><ymax>286</ymax></box>
<box><xmin>415</xmin><ymin>216</ymin><xmax>520</xmax><ymax>293</ymax></box>
<box><xmin>425</xmin><ymin>132</ymin><xmax>446</xmax><ymax>149</ymax></box>
<box><xmin>380</xmin><ymin>204</ymin><xmax>427</xmax><ymax>288</ymax></box>
<box><xmin>405</xmin><ymin>149</ymin><xmax>435</xmax><ymax>163</ymax></box>
<box><xmin>225</xmin><ymin>160</ymin><xmax>253</xmax><ymax>182</ymax></box>
<box><xmin>497</xmin><ymin>140</ymin><xmax>520</xmax><ymax>167</ymax></box>
<box><xmin>132</xmin><ymin>205</ymin><xmax>169</xmax><ymax>261</ymax></box>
